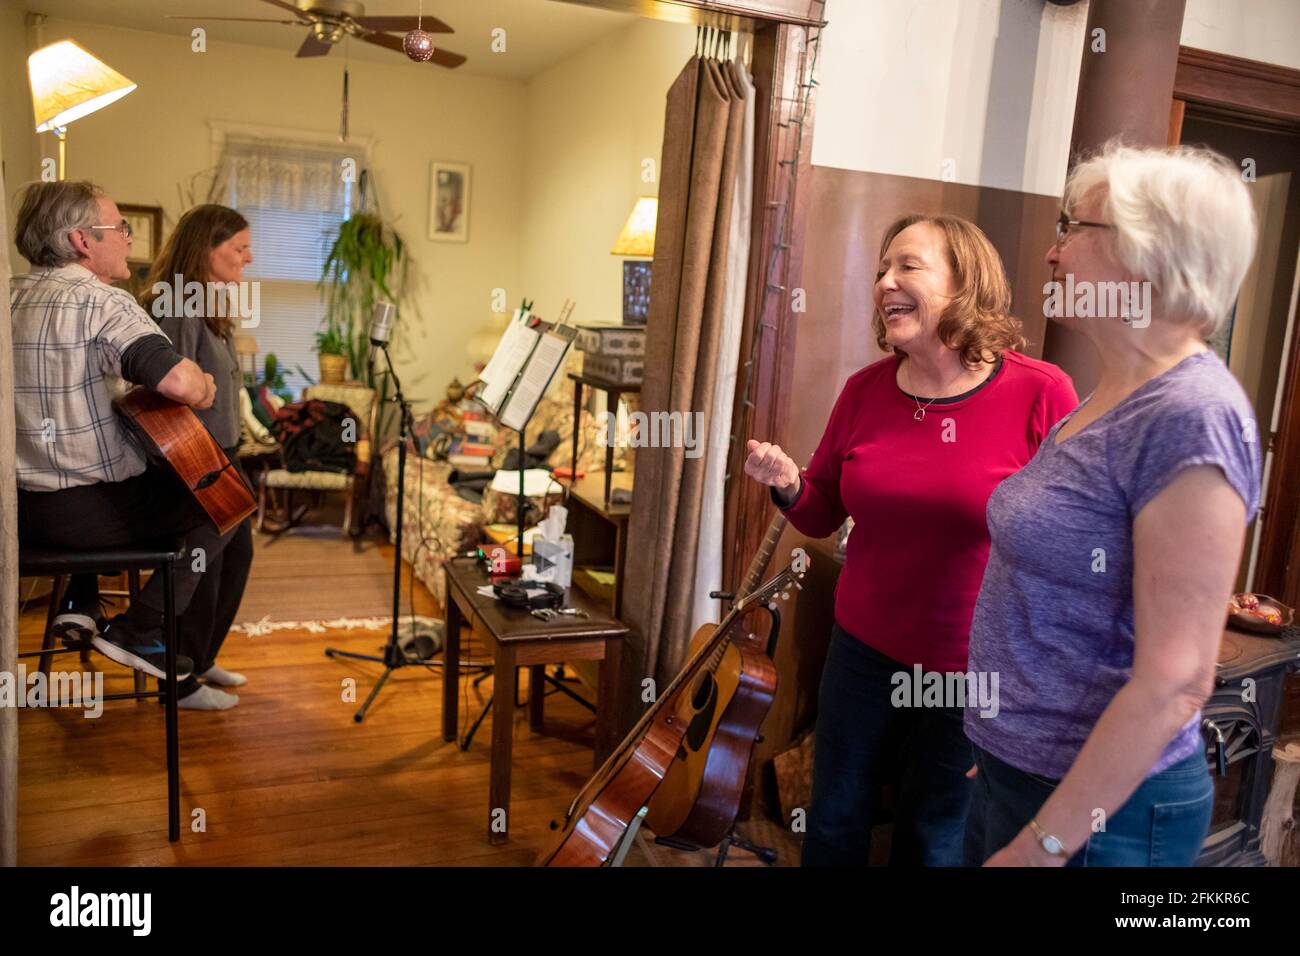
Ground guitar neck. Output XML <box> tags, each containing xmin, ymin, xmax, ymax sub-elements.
<box><xmin>736</xmin><ymin>512</ymin><xmax>788</xmax><ymax>600</ymax></box>
<box><xmin>702</xmin><ymin>511</ymin><xmax>789</xmax><ymax>671</ymax></box>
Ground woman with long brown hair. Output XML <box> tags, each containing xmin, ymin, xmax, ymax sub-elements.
<box><xmin>140</xmin><ymin>204</ymin><xmax>256</xmax><ymax>710</ymax></box>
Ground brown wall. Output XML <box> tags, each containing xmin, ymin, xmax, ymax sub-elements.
<box><xmin>750</xmin><ymin>162</ymin><xmax>1065</xmax><ymax>813</ymax></box>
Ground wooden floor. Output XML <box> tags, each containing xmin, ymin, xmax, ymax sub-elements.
<box><xmin>15</xmin><ymin>519</ymin><xmax>800</xmax><ymax>867</ymax></box>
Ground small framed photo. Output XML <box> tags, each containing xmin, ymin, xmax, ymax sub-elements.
<box><xmin>118</xmin><ymin>203</ymin><xmax>163</xmax><ymax>265</ymax></box>
<box><xmin>429</xmin><ymin>161</ymin><xmax>470</xmax><ymax>242</ymax></box>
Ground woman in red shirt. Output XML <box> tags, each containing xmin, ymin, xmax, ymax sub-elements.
<box><xmin>746</xmin><ymin>214</ymin><xmax>1077</xmax><ymax>866</ymax></box>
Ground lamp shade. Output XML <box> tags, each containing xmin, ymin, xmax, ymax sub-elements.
<box><xmin>610</xmin><ymin>196</ymin><xmax>657</xmax><ymax>257</ymax></box>
<box><xmin>29</xmin><ymin>40</ymin><xmax>136</xmax><ymax>133</ymax></box>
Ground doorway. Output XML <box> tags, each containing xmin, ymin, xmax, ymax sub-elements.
<box><xmin>1171</xmin><ymin>49</ymin><xmax>1300</xmax><ymax>603</ymax></box>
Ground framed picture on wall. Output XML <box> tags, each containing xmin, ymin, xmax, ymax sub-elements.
<box><xmin>110</xmin><ymin>204</ymin><xmax>164</xmax><ymax>301</ymax></box>
<box><xmin>118</xmin><ymin>203</ymin><xmax>163</xmax><ymax>266</ymax></box>
<box><xmin>429</xmin><ymin>161</ymin><xmax>470</xmax><ymax>242</ymax></box>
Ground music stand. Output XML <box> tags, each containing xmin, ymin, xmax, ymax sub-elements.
<box><xmin>457</xmin><ymin>312</ymin><xmax>577</xmax><ymax>748</ymax></box>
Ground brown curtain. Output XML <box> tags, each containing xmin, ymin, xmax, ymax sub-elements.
<box><xmin>620</xmin><ymin>55</ymin><xmax>749</xmax><ymax>728</ymax></box>
<box><xmin>1</xmin><ymin>128</ymin><xmax>18</xmax><ymax>866</ymax></box>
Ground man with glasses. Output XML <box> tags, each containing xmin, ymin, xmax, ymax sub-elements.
<box><xmin>10</xmin><ymin>180</ymin><xmax>227</xmax><ymax>693</ymax></box>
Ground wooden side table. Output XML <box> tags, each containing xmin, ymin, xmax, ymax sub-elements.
<box><xmin>442</xmin><ymin>556</ymin><xmax>628</xmax><ymax>845</ymax></box>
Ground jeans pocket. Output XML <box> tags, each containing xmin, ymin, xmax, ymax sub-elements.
<box><xmin>1149</xmin><ymin>791</ymin><xmax>1213</xmax><ymax>867</ymax></box>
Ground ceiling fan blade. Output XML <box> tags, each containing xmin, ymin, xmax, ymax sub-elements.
<box><xmin>165</xmin><ymin>16</ymin><xmax>302</xmax><ymax>23</ymax></box>
<box><xmin>297</xmin><ymin>33</ymin><xmax>333</xmax><ymax>57</ymax></box>
<box><xmin>352</xmin><ymin>15</ymin><xmax>453</xmax><ymax>34</ymax></box>
<box><xmin>429</xmin><ymin>47</ymin><xmax>467</xmax><ymax>69</ymax></box>
<box><xmin>260</xmin><ymin>0</ymin><xmax>307</xmax><ymax>15</ymax></box>
<box><xmin>360</xmin><ymin>30</ymin><xmax>466</xmax><ymax>68</ymax></box>
<box><xmin>358</xmin><ymin>31</ymin><xmax>404</xmax><ymax>53</ymax></box>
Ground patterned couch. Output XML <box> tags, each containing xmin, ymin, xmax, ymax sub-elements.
<box><xmin>383</xmin><ymin>383</ymin><xmax>608</xmax><ymax>607</ymax></box>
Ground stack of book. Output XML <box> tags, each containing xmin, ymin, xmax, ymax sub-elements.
<box><xmin>447</xmin><ymin>435</ymin><xmax>495</xmax><ymax>470</ymax></box>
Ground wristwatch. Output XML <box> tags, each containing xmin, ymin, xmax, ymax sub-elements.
<box><xmin>1027</xmin><ymin>818</ymin><xmax>1070</xmax><ymax>859</ymax></box>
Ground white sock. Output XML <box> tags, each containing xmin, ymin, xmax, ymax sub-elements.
<box><xmin>178</xmin><ymin>685</ymin><xmax>239</xmax><ymax>710</ymax></box>
<box><xmin>199</xmin><ymin>664</ymin><xmax>247</xmax><ymax>687</ymax></box>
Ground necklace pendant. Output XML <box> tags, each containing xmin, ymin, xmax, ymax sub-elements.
<box><xmin>913</xmin><ymin>407</ymin><xmax>926</xmax><ymax>422</ymax></box>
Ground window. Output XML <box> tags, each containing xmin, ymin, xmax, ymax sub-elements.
<box><xmin>220</xmin><ymin>137</ymin><xmax>355</xmax><ymax>394</ymax></box>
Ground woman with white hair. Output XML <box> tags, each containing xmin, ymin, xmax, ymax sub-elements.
<box><xmin>962</xmin><ymin>142</ymin><xmax>1263</xmax><ymax>866</ymax></box>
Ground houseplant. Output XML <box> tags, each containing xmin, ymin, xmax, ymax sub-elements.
<box><xmin>319</xmin><ymin>212</ymin><xmax>409</xmax><ymax>386</ymax></box>
<box><xmin>315</xmin><ymin>325</ymin><xmax>348</xmax><ymax>384</ymax></box>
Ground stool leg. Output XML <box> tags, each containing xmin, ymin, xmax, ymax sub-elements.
<box><xmin>128</xmin><ymin>570</ymin><xmax>146</xmax><ymax>697</ymax></box>
<box><xmin>257</xmin><ymin>473</ymin><xmax>267</xmax><ymax>532</ymax></box>
<box><xmin>39</xmin><ymin>574</ymin><xmax>66</xmax><ymax>678</ymax></box>
<box><xmin>77</xmin><ymin>573</ymin><xmax>93</xmax><ymax>666</ymax></box>
<box><xmin>163</xmin><ymin>560</ymin><xmax>181</xmax><ymax>843</ymax></box>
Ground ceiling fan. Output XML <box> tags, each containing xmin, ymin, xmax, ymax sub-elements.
<box><xmin>167</xmin><ymin>0</ymin><xmax>467</xmax><ymax>68</ymax></box>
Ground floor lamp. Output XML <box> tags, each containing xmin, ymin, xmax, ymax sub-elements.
<box><xmin>28</xmin><ymin>39</ymin><xmax>136</xmax><ymax>180</ymax></box>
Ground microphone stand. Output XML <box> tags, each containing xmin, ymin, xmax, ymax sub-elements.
<box><xmin>324</xmin><ymin>342</ymin><xmax>431</xmax><ymax>722</ymax></box>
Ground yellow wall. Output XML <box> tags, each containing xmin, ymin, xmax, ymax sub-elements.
<box><xmin>519</xmin><ymin>16</ymin><xmax>695</xmax><ymax>336</ymax></box>
<box><xmin>5</xmin><ymin>13</ymin><xmax>697</xmax><ymax>409</ymax></box>
<box><xmin>1</xmin><ymin>4</ymin><xmax>36</xmax><ymax>270</ymax></box>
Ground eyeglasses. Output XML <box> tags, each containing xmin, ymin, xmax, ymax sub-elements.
<box><xmin>1055</xmin><ymin>212</ymin><xmax>1112</xmax><ymax>243</ymax></box>
<box><xmin>88</xmin><ymin>220</ymin><xmax>133</xmax><ymax>239</ymax></box>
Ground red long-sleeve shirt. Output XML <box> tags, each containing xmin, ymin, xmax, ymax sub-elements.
<box><xmin>779</xmin><ymin>350</ymin><xmax>1078</xmax><ymax>673</ymax></box>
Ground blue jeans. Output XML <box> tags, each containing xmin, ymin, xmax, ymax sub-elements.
<box><xmin>964</xmin><ymin>744</ymin><xmax>1214</xmax><ymax>866</ymax></box>
<box><xmin>801</xmin><ymin>622</ymin><xmax>973</xmax><ymax>867</ymax></box>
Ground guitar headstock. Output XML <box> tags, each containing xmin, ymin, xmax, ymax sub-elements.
<box><xmin>735</xmin><ymin>560</ymin><xmax>805</xmax><ymax>614</ymax></box>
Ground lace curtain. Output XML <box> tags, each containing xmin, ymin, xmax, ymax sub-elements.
<box><xmin>212</xmin><ymin>136</ymin><xmax>355</xmax><ymax>214</ymax></box>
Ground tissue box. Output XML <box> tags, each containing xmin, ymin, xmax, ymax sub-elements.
<box><xmin>532</xmin><ymin>535</ymin><xmax>574</xmax><ymax>589</ymax></box>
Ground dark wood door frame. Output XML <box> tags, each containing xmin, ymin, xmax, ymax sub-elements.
<box><xmin>555</xmin><ymin>0</ymin><xmax>827</xmax><ymax>595</ymax></box>
<box><xmin>1171</xmin><ymin>46</ymin><xmax>1300</xmax><ymax>604</ymax></box>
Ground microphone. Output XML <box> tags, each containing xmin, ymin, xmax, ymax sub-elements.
<box><xmin>368</xmin><ymin>301</ymin><xmax>396</xmax><ymax>348</ymax></box>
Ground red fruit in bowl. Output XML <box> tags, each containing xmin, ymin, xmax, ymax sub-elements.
<box><xmin>1237</xmin><ymin>593</ymin><xmax>1260</xmax><ymax>611</ymax></box>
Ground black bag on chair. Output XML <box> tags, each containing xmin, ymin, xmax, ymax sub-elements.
<box><xmin>273</xmin><ymin>400</ymin><xmax>357</xmax><ymax>473</ymax></box>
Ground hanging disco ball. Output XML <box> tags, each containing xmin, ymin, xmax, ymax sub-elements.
<box><xmin>403</xmin><ymin>29</ymin><xmax>435</xmax><ymax>62</ymax></box>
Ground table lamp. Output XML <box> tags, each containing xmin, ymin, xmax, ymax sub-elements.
<box><xmin>29</xmin><ymin>39</ymin><xmax>137</xmax><ymax>180</ymax></box>
<box><xmin>611</xmin><ymin>196</ymin><xmax>657</xmax><ymax>325</ymax></box>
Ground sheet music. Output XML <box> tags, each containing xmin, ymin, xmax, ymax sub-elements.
<box><xmin>499</xmin><ymin>330</ymin><xmax>571</xmax><ymax>431</ymax></box>
<box><xmin>479</xmin><ymin>317</ymin><xmax>539</xmax><ymax>412</ymax></box>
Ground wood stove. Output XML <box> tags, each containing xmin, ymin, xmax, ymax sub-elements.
<box><xmin>1196</xmin><ymin>626</ymin><xmax>1300</xmax><ymax>866</ymax></box>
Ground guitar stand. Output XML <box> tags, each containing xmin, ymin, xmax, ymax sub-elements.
<box><xmin>648</xmin><ymin>593</ymin><xmax>783</xmax><ymax>867</ymax></box>
<box><xmin>714</xmin><ymin>829</ymin><xmax>779</xmax><ymax>866</ymax></box>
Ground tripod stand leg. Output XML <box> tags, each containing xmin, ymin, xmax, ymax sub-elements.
<box><xmin>353</xmin><ymin>665</ymin><xmax>393</xmax><ymax>723</ymax></box>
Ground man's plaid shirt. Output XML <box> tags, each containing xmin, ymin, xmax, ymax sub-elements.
<box><xmin>11</xmin><ymin>263</ymin><xmax>166</xmax><ymax>491</ymax></box>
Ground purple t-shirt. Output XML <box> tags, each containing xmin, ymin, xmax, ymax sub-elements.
<box><xmin>965</xmin><ymin>350</ymin><xmax>1261</xmax><ymax>779</ymax></box>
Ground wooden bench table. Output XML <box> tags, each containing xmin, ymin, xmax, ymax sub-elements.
<box><xmin>442</xmin><ymin>556</ymin><xmax>627</xmax><ymax>845</ymax></box>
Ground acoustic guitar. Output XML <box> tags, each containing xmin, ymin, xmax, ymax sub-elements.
<box><xmin>643</xmin><ymin>513</ymin><xmax>789</xmax><ymax>846</ymax></box>
<box><xmin>537</xmin><ymin>560</ymin><xmax>803</xmax><ymax>866</ymax></box>
<box><xmin>114</xmin><ymin>385</ymin><xmax>256</xmax><ymax>536</ymax></box>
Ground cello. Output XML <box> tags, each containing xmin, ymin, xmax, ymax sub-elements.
<box><xmin>537</xmin><ymin>560</ymin><xmax>802</xmax><ymax>866</ymax></box>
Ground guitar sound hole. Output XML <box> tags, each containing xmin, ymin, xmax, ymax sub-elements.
<box><xmin>196</xmin><ymin>466</ymin><xmax>227</xmax><ymax>490</ymax></box>
<box><xmin>685</xmin><ymin>675</ymin><xmax>717</xmax><ymax>751</ymax></box>
<box><xmin>691</xmin><ymin>673</ymin><xmax>714</xmax><ymax>710</ymax></box>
